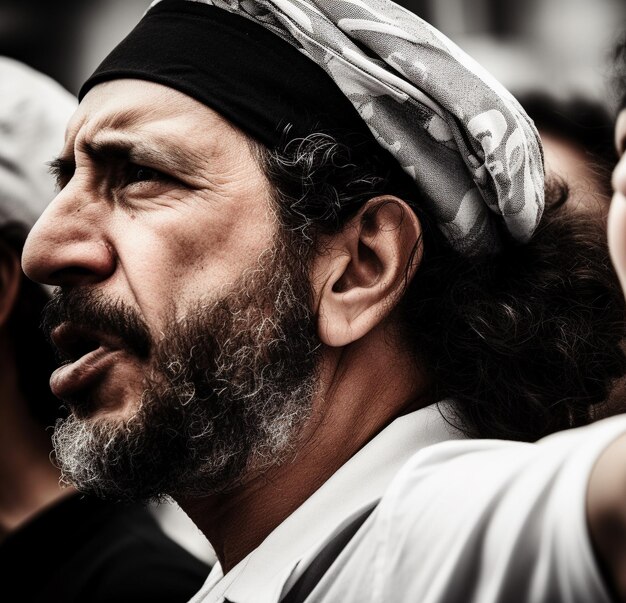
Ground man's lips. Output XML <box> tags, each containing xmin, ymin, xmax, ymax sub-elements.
<box><xmin>49</xmin><ymin>323</ymin><xmax>128</xmax><ymax>400</ymax></box>
<box><xmin>50</xmin><ymin>348</ymin><xmax>125</xmax><ymax>399</ymax></box>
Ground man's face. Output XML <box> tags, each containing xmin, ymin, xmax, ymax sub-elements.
<box><xmin>21</xmin><ymin>79</ymin><xmax>320</xmax><ymax>501</ymax></box>
<box><xmin>608</xmin><ymin>109</ymin><xmax>626</xmax><ymax>296</ymax></box>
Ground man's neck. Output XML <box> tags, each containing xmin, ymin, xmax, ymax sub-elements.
<box><xmin>177</xmin><ymin>326</ymin><xmax>429</xmax><ymax>572</ymax></box>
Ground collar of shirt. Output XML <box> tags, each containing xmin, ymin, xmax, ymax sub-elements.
<box><xmin>191</xmin><ymin>400</ymin><xmax>464</xmax><ymax>603</ymax></box>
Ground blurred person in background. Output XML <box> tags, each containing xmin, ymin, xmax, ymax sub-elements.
<box><xmin>0</xmin><ymin>55</ymin><xmax>211</xmax><ymax>602</ymax></box>
<box><xmin>513</xmin><ymin>91</ymin><xmax>626</xmax><ymax>420</ymax></box>
<box><xmin>19</xmin><ymin>1</ymin><xmax>626</xmax><ymax>602</ymax></box>
<box><xmin>592</xmin><ymin>32</ymin><xmax>626</xmax><ymax>603</ymax></box>
<box><xmin>608</xmin><ymin>34</ymin><xmax>626</xmax><ymax>320</ymax></box>
<box><xmin>519</xmin><ymin>92</ymin><xmax>616</xmax><ymax>213</ymax></box>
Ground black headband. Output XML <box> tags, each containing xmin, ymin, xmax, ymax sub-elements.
<box><xmin>79</xmin><ymin>0</ymin><xmax>374</xmax><ymax>149</ymax></box>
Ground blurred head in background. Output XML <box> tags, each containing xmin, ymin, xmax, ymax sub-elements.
<box><xmin>0</xmin><ymin>55</ymin><xmax>75</xmax><ymax>431</ymax></box>
<box><xmin>519</xmin><ymin>93</ymin><xmax>615</xmax><ymax>215</ymax></box>
<box><xmin>607</xmin><ymin>36</ymin><xmax>626</xmax><ymax>302</ymax></box>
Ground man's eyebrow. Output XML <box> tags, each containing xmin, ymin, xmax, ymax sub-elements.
<box><xmin>79</xmin><ymin>135</ymin><xmax>198</xmax><ymax>174</ymax></box>
<box><xmin>46</xmin><ymin>135</ymin><xmax>200</xmax><ymax>187</ymax></box>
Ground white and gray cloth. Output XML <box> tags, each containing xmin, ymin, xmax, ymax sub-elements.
<box><xmin>189</xmin><ymin>405</ymin><xmax>626</xmax><ymax>603</ymax></box>
<box><xmin>152</xmin><ymin>0</ymin><xmax>545</xmax><ymax>255</ymax></box>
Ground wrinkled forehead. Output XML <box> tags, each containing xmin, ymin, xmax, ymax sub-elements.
<box><xmin>62</xmin><ymin>79</ymin><xmax>247</xmax><ymax>158</ymax></box>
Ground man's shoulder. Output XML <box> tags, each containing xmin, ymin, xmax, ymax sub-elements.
<box><xmin>372</xmin><ymin>437</ymin><xmax>535</xmax><ymax>553</ymax></box>
<box><xmin>381</xmin><ymin>414</ymin><xmax>626</xmax><ymax>521</ymax></box>
<box><xmin>307</xmin><ymin>419</ymin><xmax>626</xmax><ymax>603</ymax></box>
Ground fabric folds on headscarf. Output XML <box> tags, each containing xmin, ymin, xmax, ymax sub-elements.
<box><xmin>95</xmin><ymin>0</ymin><xmax>546</xmax><ymax>255</ymax></box>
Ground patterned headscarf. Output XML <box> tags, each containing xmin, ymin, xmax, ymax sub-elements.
<box><xmin>154</xmin><ymin>0</ymin><xmax>545</xmax><ymax>254</ymax></box>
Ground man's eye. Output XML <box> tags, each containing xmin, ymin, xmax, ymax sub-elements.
<box><xmin>126</xmin><ymin>164</ymin><xmax>165</xmax><ymax>184</ymax></box>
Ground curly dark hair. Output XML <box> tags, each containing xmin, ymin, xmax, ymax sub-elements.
<box><xmin>256</xmin><ymin>131</ymin><xmax>626</xmax><ymax>442</ymax></box>
<box><xmin>1</xmin><ymin>223</ymin><xmax>64</xmax><ymax>428</ymax></box>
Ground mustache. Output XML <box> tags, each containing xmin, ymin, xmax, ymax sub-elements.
<box><xmin>42</xmin><ymin>288</ymin><xmax>152</xmax><ymax>360</ymax></box>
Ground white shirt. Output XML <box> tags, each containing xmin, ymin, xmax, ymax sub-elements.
<box><xmin>189</xmin><ymin>404</ymin><xmax>626</xmax><ymax>603</ymax></box>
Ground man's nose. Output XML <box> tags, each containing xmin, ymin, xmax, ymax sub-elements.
<box><xmin>22</xmin><ymin>187</ymin><xmax>115</xmax><ymax>287</ymax></box>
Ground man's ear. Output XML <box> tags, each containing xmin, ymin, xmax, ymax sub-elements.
<box><xmin>0</xmin><ymin>241</ymin><xmax>22</xmax><ymax>328</ymax></box>
<box><xmin>312</xmin><ymin>196</ymin><xmax>423</xmax><ymax>347</ymax></box>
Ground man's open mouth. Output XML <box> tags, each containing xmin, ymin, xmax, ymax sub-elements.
<box><xmin>52</xmin><ymin>323</ymin><xmax>106</xmax><ymax>361</ymax></box>
<box><xmin>49</xmin><ymin>323</ymin><xmax>127</xmax><ymax>400</ymax></box>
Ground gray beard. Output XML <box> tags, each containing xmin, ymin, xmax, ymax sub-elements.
<box><xmin>51</xmin><ymin>244</ymin><xmax>320</xmax><ymax>503</ymax></box>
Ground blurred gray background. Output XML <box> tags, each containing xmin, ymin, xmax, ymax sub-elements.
<box><xmin>1</xmin><ymin>0</ymin><xmax>625</xmax><ymax>112</ymax></box>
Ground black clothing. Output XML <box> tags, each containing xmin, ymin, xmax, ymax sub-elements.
<box><xmin>0</xmin><ymin>493</ymin><xmax>210</xmax><ymax>603</ymax></box>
